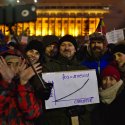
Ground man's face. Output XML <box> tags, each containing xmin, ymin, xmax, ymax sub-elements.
<box><xmin>45</xmin><ymin>44</ymin><xmax>58</xmax><ymax>57</ymax></box>
<box><xmin>90</xmin><ymin>40</ymin><xmax>105</xmax><ymax>56</ymax></box>
<box><xmin>59</xmin><ymin>41</ymin><xmax>76</xmax><ymax>59</ymax></box>
<box><xmin>26</xmin><ymin>49</ymin><xmax>40</xmax><ymax>64</ymax></box>
<box><xmin>4</xmin><ymin>55</ymin><xmax>21</xmax><ymax>75</ymax></box>
<box><xmin>114</xmin><ymin>52</ymin><xmax>125</xmax><ymax>68</ymax></box>
<box><xmin>5</xmin><ymin>55</ymin><xmax>20</xmax><ymax>67</ymax></box>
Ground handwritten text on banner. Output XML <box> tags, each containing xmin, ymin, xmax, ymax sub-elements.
<box><xmin>42</xmin><ymin>70</ymin><xmax>100</xmax><ymax>109</ymax></box>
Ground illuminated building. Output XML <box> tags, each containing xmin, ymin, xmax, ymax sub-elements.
<box><xmin>0</xmin><ymin>3</ymin><xmax>110</xmax><ymax>37</ymax></box>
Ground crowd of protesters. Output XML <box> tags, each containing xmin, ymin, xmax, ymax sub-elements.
<box><xmin>0</xmin><ymin>31</ymin><xmax>125</xmax><ymax>125</ymax></box>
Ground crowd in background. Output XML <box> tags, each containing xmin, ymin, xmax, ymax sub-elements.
<box><xmin>0</xmin><ymin>31</ymin><xmax>125</xmax><ymax>125</ymax></box>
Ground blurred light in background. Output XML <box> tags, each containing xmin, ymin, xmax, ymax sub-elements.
<box><xmin>17</xmin><ymin>0</ymin><xmax>20</xmax><ymax>3</ymax></box>
<box><xmin>34</xmin><ymin>0</ymin><xmax>37</xmax><ymax>3</ymax></box>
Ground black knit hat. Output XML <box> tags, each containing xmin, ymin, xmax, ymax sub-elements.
<box><xmin>89</xmin><ymin>32</ymin><xmax>106</xmax><ymax>42</ymax></box>
<box><xmin>42</xmin><ymin>35</ymin><xmax>59</xmax><ymax>48</ymax></box>
<box><xmin>59</xmin><ymin>35</ymin><xmax>77</xmax><ymax>50</ymax></box>
<box><xmin>112</xmin><ymin>44</ymin><xmax>125</xmax><ymax>54</ymax></box>
<box><xmin>25</xmin><ymin>40</ymin><xmax>43</xmax><ymax>55</ymax></box>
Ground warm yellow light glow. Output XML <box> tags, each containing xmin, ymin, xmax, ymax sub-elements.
<box><xmin>0</xmin><ymin>3</ymin><xmax>108</xmax><ymax>37</ymax></box>
<box><xmin>69</xmin><ymin>27</ymin><xmax>77</xmax><ymax>36</ymax></box>
<box><xmin>36</xmin><ymin>30</ymin><xmax>41</xmax><ymax>36</ymax></box>
<box><xmin>61</xmin><ymin>30</ymin><xmax>65</xmax><ymax>36</ymax></box>
<box><xmin>42</xmin><ymin>29</ymin><xmax>48</xmax><ymax>36</ymax></box>
<box><xmin>37</xmin><ymin>9</ymin><xmax>109</xmax><ymax>15</ymax></box>
<box><xmin>48</xmin><ymin>30</ymin><xmax>52</xmax><ymax>35</ymax></box>
<box><xmin>0</xmin><ymin>17</ymin><xmax>100</xmax><ymax>37</ymax></box>
<box><xmin>30</xmin><ymin>29</ymin><xmax>34</xmax><ymax>36</ymax></box>
<box><xmin>74</xmin><ymin>29</ymin><xmax>79</xmax><ymax>37</ymax></box>
<box><xmin>5</xmin><ymin>32</ymin><xmax>9</xmax><ymax>36</ymax></box>
<box><xmin>89</xmin><ymin>31</ymin><xmax>93</xmax><ymax>35</ymax></box>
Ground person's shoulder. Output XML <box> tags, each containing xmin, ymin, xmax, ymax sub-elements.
<box><xmin>42</xmin><ymin>58</ymin><xmax>61</xmax><ymax>72</ymax></box>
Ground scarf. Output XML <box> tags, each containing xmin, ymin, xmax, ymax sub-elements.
<box><xmin>99</xmin><ymin>80</ymin><xmax>123</xmax><ymax>104</ymax></box>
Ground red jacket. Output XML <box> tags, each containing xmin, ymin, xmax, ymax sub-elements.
<box><xmin>0</xmin><ymin>80</ymin><xmax>42</xmax><ymax>125</ymax></box>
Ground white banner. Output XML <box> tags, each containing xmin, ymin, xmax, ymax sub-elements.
<box><xmin>42</xmin><ymin>70</ymin><xmax>100</xmax><ymax>109</ymax></box>
<box><xmin>106</xmin><ymin>29</ymin><xmax>124</xmax><ymax>44</ymax></box>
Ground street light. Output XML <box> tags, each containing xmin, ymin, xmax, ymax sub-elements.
<box><xmin>34</xmin><ymin>0</ymin><xmax>37</xmax><ymax>3</ymax></box>
<box><xmin>17</xmin><ymin>0</ymin><xmax>20</xmax><ymax>3</ymax></box>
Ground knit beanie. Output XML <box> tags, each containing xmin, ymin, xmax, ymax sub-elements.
<box><xmin>25</xmin><ymin>40</ymin><xmax>43</xmax><ymax>55</ymax></box>
<box><xmin>42</xmin><ymin>35</ymin><xmax>59</xmax><ymax>48</ymax></box>
<box><xmin>112</xmin><ymin>44</ymin><xmax>125</xmax><ymax>54</ymax></box>
<box><xmin>101</xmin><ymin>65</ymin><xmax>120</xmax><ymax>81</ymax></box>
<box><xmin>58</xmin><ymin>35</ymin><xmax>77</xmax><ymax>50</ymax></box>
<box><xmin>89</xmin><ymin>32</ymin><xmax>106</xmax><ymax>43</ymax></box>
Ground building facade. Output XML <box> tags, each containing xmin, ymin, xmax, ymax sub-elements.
<box><xmin>0</xmin><ymin>3</ymin><xmax>109</xmax><ymax>37</ymax></box>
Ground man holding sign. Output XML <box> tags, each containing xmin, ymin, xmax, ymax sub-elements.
<box><xmin>43</xmin><ymin>35</ymin><xmax>98</xmax><ymax>125</ymax></box>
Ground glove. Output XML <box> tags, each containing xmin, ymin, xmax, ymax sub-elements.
<box><xmin>30</xmin><ymin>75</ymin><xmax>53</xmax><ymax>100</ymax></box>
<box><xmin>42</xmin><ymin>82</ymin><xmax>53</xmax><ymax>100</ymax></box>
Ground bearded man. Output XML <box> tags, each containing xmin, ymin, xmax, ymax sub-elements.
<box><xmin>81</xmin><ymin>32</ymin><xmax>113</xmax><ymax>78</ymax></box>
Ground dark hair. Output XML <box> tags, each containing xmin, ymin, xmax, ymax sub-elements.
<box><xmin>89</xmin><ymin>32</ymin><xmax>106</xmax><ymax>42</ymax></box>
<box><xmin>25</xmin><ymin>39</ymin><xmax>44</xmax><ymax>61</ymax></box>
<box><xmin>25</xmin><ymin>40</ymin><xmax>43</xmax><ymax>54</ymax></box>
